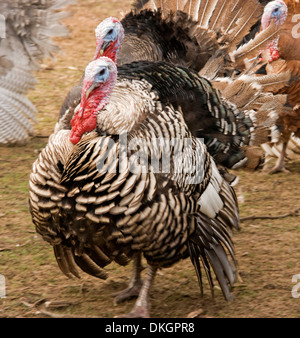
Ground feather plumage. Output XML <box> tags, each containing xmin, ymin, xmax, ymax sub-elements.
<box><xmin>0</xmin><ymin>0</ymin><xmax>74</xmax><ymax>145</ymax></box>
<box><xmin>249</xmin><ymin>0</ymin><xmax>300</xmax><ymax>172</ymax></box>
<box><xmin>30</xmin><ymin>58</ymin><xmax>241</xmax><ymax>317</ymax></box>
<box><xmin>60</xmin><ymin>1</ymin><xmax>290</xmax><ymax>171</ymax></box>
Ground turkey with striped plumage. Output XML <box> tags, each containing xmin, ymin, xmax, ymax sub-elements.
<box><xmin>30</xmin><ymin>0</ymin><xmax>294</xmax><ymax>317</ymax></box>
<box><xmin>30</xmin><ymin>57</ymin><xmax>240</xmax><ymax>317</ymax></box>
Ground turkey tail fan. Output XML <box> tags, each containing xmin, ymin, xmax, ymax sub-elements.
<box><xmin>199</xmin><ymin>21</ymin><xmax>283</xmax><ymax>80</ymax></box>
<box><xmin>130</xmin><ymin>0</ymin><xmax>265</xmax><ymax>80</ymax></box>
<box><xmin>0</xmin><ymin>0</ymin><xmax>75</xmax><ymax>67</ymax></box>
<box><xmin>134</xmin><ymin>0</ymin><xmax>263</xmax><ymax>48</ymax></box>
<box><xmin>211</xmin><ymin>72</ymin><xmax>291</xmax><ymax>149</ymax></box>
<box><xmin>251</xmin><ymin>71</ymin><xmax>292</xmax><ymax>93</ymax></box>
<box><xmin>129</xmin><ymin>0</ymin><xmax>286</xmax><ymax>81</ymax></box>
<box><xmin>0</xmin><ymin>0</ymin><xmax>74</xmax><ymax>145</ymax></box>
<box><xmin>208</xmin><ymin>0</ymin><xmax>263</xmax><ymax>49</ymax></box>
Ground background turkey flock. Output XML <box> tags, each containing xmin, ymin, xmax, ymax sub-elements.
<box><xmin>1</xmin><ymin>0</ymin><xmax>300</xmax><ymax>318</ymax></box>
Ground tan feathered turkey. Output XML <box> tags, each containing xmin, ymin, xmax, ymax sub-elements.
<box><xmin>0</xmin><ymin>0</ymin><xmax>73</xmax><ymax>145</ymax></box>
<box><xmin>251</xmin><ymin>0</ymin><xmax>300</xmax><ymax>172</ymax></box>
<box><xmin>58</xmin><ymin>0</ymin><xmax>292</xmax><ymax>172</ymax></box>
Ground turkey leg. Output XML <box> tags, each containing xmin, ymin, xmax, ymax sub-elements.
<box><xmin>269</xmin><ymin>140</ymin><xmax>290</xmax><ymax>174</ymax></box>
<box><xmin>113</xmin><ymin>252</ymin><xmax>144</xmax><ymax>304</ymax></box>
<box><xmin>117</xmin><ymin>264</ymin><xmax>157</xmax><ymax>318</ymax></box>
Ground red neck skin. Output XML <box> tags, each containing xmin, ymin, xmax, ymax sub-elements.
<box><xmin>93</xmin><ymin>41</ymin><xmax>119</xmax><ymax>63</ymax></box>
<box><xmin>104</xmin><ymin>43</ymin><xmax>118</xmax><ymax>63</ymax></box>
<box><xmin>70</xmin><ymin>89</ymin><xmax>107</xmax><ymax>144</ymax></box>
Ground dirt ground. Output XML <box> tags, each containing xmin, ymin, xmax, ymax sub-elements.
<box><xmin>0</xmin><ymin>0</ymin><xmax>300</xmax><ymax>318</ymax></box>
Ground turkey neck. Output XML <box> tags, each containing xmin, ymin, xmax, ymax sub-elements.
<box><xmin>70</xmin><ymin>89</ymin><xmax>111</xmax><ymax>144</ymax></box>
<box><xmin>96</xmin><ymin>79</ymin><xmax>152</xmax><ymax>135</ymax></box>
<box><xmin>103</xmin><ymin>43</ymin><xmax>119</xmax><ymax>63</ymax></box>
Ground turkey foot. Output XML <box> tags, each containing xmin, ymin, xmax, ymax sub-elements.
<box><xmin>113</xmin><ymin>279</ymin><xmax>143</xmax><ymax>304</ymax></box>
<box><xmin>113</xmin><ymin>252</ymin><xmax>144</xmax><ymax>304</ymax></box>
<box><xmin>268</xmin><ymin>141</ymin><xmax>290</xmax><ymax>174</ymax></box>
<box><xmin>268</xmin><ymin>163</ymin><xmax>290</xmax><ymax>174</ymax></box>
<box><xmin>115</xmin><ymin>265</ymin><xmax>157</xmax><ymax>318</ymax></box>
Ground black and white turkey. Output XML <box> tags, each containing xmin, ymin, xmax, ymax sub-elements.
<box><xmin>0</xmin><ymin>0</ymin><xmax>73</xmax><ymax>145</ymax></box>
<box><xmin>30</xmin><ymin>56</ymin><xmax>241</xmax><ymax>318</ymax></box>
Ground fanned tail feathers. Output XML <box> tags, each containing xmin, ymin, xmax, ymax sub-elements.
<box><xmin>212</xmin><ymin>72</ymin><xmax>291</xmax><ymax>149</ymax></box>
<box><xmin>134</xmin><ymin>0</ymin><xmax>263</xmax><ymax>52</ymax></box>
<box><xmin>0</xmin><ymin>0</ymin><xmax>74</xmax><ymax>145</ymax></box>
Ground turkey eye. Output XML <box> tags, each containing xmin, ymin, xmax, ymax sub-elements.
<box><xmin>107</xmin><ymin>29</ymin><xmax>113</xmax><ymax>35</ymax></box>
<box><xmin>274</xmin><ymin>8</ymin><xmax>279</xmax><ymax>12</ymax></box>
<box><xmin>99</xmin><ymin>69</ymin><xmax>106</xmax><ymax>76</ymax></box>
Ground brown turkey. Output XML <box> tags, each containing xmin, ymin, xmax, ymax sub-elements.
<box><xmin>257</xmin><ymin>0</ymin><xmax>300</xmax><ymax>173</ymax></box>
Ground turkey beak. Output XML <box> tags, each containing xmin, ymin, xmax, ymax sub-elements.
<box><xmin>85</xmin><ymin>83</ymin><xmax>98</xmax><ymax>99</ymax></box>
<box><xmin>93</xmin><ymin>45</ymin><xmax>101</xmax><ymax>60</ymax></box>
<box><xmin>93</xmin><ymin>44</ymin><xmax>107</xmax><ymax>60</ymax></box>
<box><xmin>99</xmin><ymin>41</ymin><xmax>111</xmax><ymax>57</ymax></box>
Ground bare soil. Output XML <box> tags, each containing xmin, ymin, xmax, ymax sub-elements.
<box><xmin>0</xmin><ymin>0</ymin><xmax>299</xmax><ymax>318</ymax></box>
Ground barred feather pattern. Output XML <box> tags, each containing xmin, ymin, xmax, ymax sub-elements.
<box><xmin>60</xmin><ymin>1</ymin><xmax>290</xmax><ymax>169</ymax></box>
<box><xmin>132</xmin><ymin>0</ymin><xmax>264</xmax><ymax>52</ymax></box>
<box><xmin>0</xmin><ymin>0</ymin><xmax>74</xmax><ymax>145</ymax></box>
<box><xmin>30</xmin><ymin>63</ymin><xmax>240</xmax><ymax>300</ymax></box>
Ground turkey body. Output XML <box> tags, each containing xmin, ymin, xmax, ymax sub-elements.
<box><xmin>259</xmin><ymin>0</ymin><xmax>300</xmax><ymax>172</ymax></box>
<box><xmin>270</xmin><ymin>0</ymin><xmax>300</xmax><ymax>120</ymax></box>
<box><xmin>30</xmin><ymin>60</ymin><xmax>240</xmax><ymax>316</ymax></box>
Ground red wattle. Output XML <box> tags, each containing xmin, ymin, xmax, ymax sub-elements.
<box><xmin>70</xmin><ymin>110</ymin><xmax>97</xmax><ymax>144</ymax></box>
<box><xmin>103</xmin><ymin>44</ymin><xmax>117</xmax><ymax>63</ymax></box>
<box><xmin>270</xmin><ymin>49</ymin><xmax>280</xmax><ymax>62</ymax></box>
